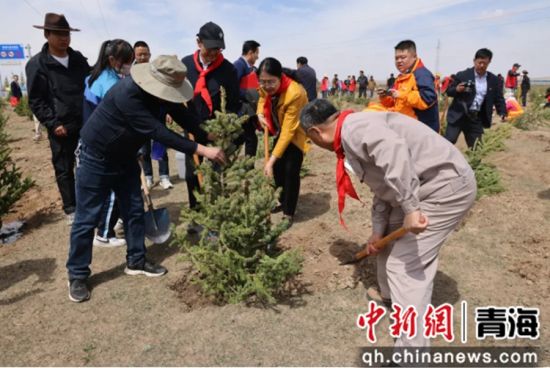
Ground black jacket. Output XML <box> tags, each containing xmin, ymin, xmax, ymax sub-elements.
<box><xmin>25</xmin><ymin>43</ymin><xmax>90</xmax><ymax>136</ymax></box>
<box><xmin>80</xmin><ymin>77</ymin><xmax>207</xmax><ymax>164</ymax></box>
<box><xmin>446</xmin><ymin>67</ymin><xmax>506</xmax><ymax>128</ymax></box>
<box><xmin>357</xmin><ymin>75</ymin><xmax>368</xmax><ymax>89</ymax></box>
<box><xmin>521</xmin><ymin>76</ymin><xmax>530</xmax><ymax>93</ymax></box>
<box><xmin>10</xmin><ymin>81</ymin><xmax>22</xmax><ymax>99</ymax></box>
<box><xmin>181</xmin><ymin>53</ymin><xmax>240</xmax><ymax>121</ymax></box>
<box><xmin>296</xmin><ymin>64</ymin><xmax>317</xmax><ymax>102</ymax></box>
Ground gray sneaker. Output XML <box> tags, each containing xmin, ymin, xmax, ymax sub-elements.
<box><xmin>68</xmin><ymin>279</ymin><xmax>90</xmax><ymax>302</ymax></box>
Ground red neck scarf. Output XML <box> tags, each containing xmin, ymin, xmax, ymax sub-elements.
<box><xmin>193</xmin><ymin>50</ymin><xmax>225</xmax><ymax>114</ymax></box>
<box><xmin>263</xmin><ymin>74</ymin><xmax>292</xmax><ymax>136</ymax></box>
<box><xmin>333</xmin><ymin>110</ymin><xmax>360</xmax><ymax>228</ymax></box>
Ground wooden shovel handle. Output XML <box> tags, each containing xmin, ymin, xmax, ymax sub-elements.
<box><xmin>138</xmin><ymin>160</ymin><xmax>154</xmax><ymax>209</ymax></box>
<box><xmin>263</xmin><ymin>125</ymin><xmax>270</xmax><ymax>165</ymax></box>
<box><xmin>354</xmin><ymin>227</ymin><xmax>409</xmax><ymax>261</ymax></box>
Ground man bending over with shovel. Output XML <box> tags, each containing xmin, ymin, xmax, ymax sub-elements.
<box><xmin>300</xmin><ymin>99</ymin><xmax>476</xmax><ymax>348</ymax></box>
<box><xmin>67</xmin><ymin>55</ymin><xmax>226</xmax><ymax>303</ymax></box>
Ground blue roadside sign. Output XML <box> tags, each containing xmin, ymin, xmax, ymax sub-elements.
<box><xmin>0</xmin><ymin>44</ymin><xmax>25</xmax><ymax>60</ymax></box>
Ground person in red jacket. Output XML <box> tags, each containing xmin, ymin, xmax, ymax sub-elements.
<box><xmin>320</xmin><ymin>76</ymin><xmax>329</xmax><ymax>98</ymax></box>
<box><xmin>349</xmin><ymin>75</ymin><xmax>356</xmax><ymax>97</ymax></box>
<box><xmin>441</xmin><ymin>75</ymin><xmax>453</xmax><ymax>95</ymax></box>
<box><xmin>505</xmin><ymin>63</ymin><xmax>520</xmax><ymax>94</ymax></box>
<box><xmin>341</xmin><ymin>79</ymin><xmax>348</xmax><ymax>96</ymax></box>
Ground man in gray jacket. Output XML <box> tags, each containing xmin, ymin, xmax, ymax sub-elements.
<box><xmin>300</xmin><ymin>99</ymin><xmax>476</xmax><ymax>348</ymax></box>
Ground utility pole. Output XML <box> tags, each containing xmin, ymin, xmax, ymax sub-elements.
<box><xmin>25</xmin><ymin>44</ymin><xmax>32</xmax><ymax>59</ymax></box>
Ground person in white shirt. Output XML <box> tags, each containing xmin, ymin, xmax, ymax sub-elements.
<box><xmin>444</xmin><ymin>48</ymin><xmax>506</xmax><ymax>149</ymax></box>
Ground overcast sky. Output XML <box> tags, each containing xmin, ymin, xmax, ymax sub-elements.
<box><xmin>2</xmin><ymin>0</ymin><xmax>550</xmax><ymax>81</ymax></box>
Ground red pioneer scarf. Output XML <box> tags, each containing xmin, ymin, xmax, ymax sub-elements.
<box><xmin>333</xmin><ymin>110</ymin><xmax>360</xmax><ymax>228</ymax></box>
<box><xmin>193</xmin><ymin>50</ymin><xmax>225</xmax><ymax>114</ymax></box>
<box><xmin>263</xmin><ymin>73</ymin><xmax>292</xmax><ymax>136</ymax></box>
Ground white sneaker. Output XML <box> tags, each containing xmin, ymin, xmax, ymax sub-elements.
<box><xmin>93</xmin><ymin>236</ymin><xmax>127</xmax><ymax>248</ymax></box>
<box><xmin>145</xmin><ymin>176</ymin><xmax>154</xmax><ymax>190</ymax></box>
<box><xmin>159</xmin><ymin>177</ymin><xmax>174</xmax><ymax>190</ymax></box>
<box><xmin>113</xmin><ymin>218</ymin><xmax>124</xmax><ymax>232</ymax></box>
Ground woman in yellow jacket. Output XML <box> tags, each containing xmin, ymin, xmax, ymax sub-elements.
<box><xmin>257</xmin><ymin>57</ymin><xmax>308</xmax><ymax>223</ymax></box>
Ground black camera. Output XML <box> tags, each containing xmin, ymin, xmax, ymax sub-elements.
<box><xmin>464</xmin><ymin>80</ymin><xmax>474</xmax><ymax>92</ymax></box>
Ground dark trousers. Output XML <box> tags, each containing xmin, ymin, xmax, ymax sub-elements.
<box><xmin>185</xmin><ymin>120</ymin><xmax>258</xmax><ymax>209</ymax></box>
<box><xmin>273</xmin><ymin>143</ymin><xmax>303</xmax><ymax>217</ymax></box>
<box><xmin>141</xmin><ymin>139</ymin><xmax>169</xmax><ymax>178</ymax></box>
<box><xmin>233</xmin><ymin>117</ymin><xmax>258</xmax><ymax>157</ymax></box>
<box><xmin>445</xmin><ymin>114</ymin><xmax>484</xmax><ymax>149</ymax></box>
<box><xmin>47</xmin><ymin>133</ymin><xmax>78</xmax><ymax>214</ymax></box>
<box><xmin>67</xmin><ymin>144</ymin><xmax>146</xmax><ymax>280</ymax></box>
<box><xmin>185</xmin><ymin>153</ymin><xmax>201</xmax><ymax>209</ymax></box>
<box><xmin>521</xmin><ymin>92</ymin><xmax>528</xmax><ymax>107</ymax></box>
<box><xmin>358</xmin><ymin>88</ymin><xmax>367</xmax><ymax>98</ymax></box>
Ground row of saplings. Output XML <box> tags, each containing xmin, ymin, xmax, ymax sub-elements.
<box><xmin>0</xmin><ymin>92</ymin><xmax>520</xmax><ymax>303</ymax></box>
<box><xmin>173</xmin><ymin>92</ymin><xmax>518</xmax><ymax>305</ymax></box>
<box><xmin>0</xmin><ymin>105</ymin><xmax>34</xmax><ymax>232</ymax></box>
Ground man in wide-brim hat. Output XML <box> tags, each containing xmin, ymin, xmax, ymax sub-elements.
<box><xmin>33</xmin><ymin>12</ymin><xmax>81</xmax><ymax>31</ymax></box>
<box><xmin>66</xmin><ymin>55</ymin><xmax>226</xmax><ymax>303</ymax></box>
<box><xmin>26</xmin><ymin>13</ymin><xmax>90</xmax><ymax>225</ymax></box>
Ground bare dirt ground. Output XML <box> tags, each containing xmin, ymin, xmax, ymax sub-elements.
<box><xmin>1</xmin><ymin>109</ymin><xmax>549</xmax><ymax>366</ymax></box>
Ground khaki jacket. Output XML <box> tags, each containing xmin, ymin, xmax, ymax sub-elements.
<box><xmin>341</xmin><ymin>111</ymin><xmax>473</xmax><ymax>234</ymax></box>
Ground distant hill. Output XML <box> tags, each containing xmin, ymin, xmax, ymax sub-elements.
<box><xmin>532</xmin><ymin>77</ymin><xmax>550</xmax><ymax>85</ymax></box>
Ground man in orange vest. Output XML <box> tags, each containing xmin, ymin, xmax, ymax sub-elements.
<box><xmin>378</xmin><ymin>40</ymin><xmax>439</xmax><ymax>132</ymax></box>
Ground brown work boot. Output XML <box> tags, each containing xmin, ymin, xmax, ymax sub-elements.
<box><xmin>366</xmin><ymin>286</ymin><xmax>392</xmax><ymax>308</ymax></box>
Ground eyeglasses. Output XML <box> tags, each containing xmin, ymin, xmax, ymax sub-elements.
<box><xmin>259</xmin><ymin>79</ymin><xmax>279</xmax><ymax>87</ymax></box>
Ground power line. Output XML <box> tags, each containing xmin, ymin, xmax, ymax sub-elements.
<box><xmin>96</xmin><ymin>0</ymin><xmax>111</xmax><ymax>38</ymax></box>
<box><xmin>80</xmin><ymin>0</ymin><xmax>103</xmax><ymax>39</ymax></box>
<box><xmin>22</xmin><ymin>0</ymin><xmax>41</xmax><ymax>15</ymax></box>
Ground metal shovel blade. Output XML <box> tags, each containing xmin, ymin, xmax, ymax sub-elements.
<box><xmin>144</xmin><ymin>207</ymin><xmax>171</xmax><ymax>244</ymax></box>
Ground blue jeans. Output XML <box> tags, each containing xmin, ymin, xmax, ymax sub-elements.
<box><xmin>141</xmin><ymin>139</ymin><xmax>169</xmax><ymax>178</ymax></box>
<box><xmin>67</xmin><ymin>143</ymin><xmax>146</xmax><ymax>280</ymax></box>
